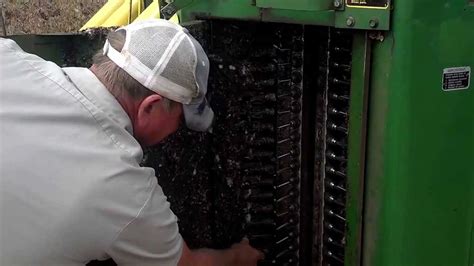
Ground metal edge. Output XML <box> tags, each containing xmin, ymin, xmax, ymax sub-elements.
<box><xmin>335</xmin><ymin>5</ymin><xmax>391</xmax><ymax>30</ymax></box>
<box><xmin>344</xmin><ymin>31</ymin><xmax>371</xmax><ymax>266</ymax></box>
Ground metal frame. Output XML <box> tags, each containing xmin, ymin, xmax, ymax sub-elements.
<box><xmin>344</xmin><ymin>31</ymin><xmax>371</xmax><ymax>266</ymax></box>
<box><xmin>163</xmin><ymin>0</ymin><xmax>391</xmax><ymax>30</ymax></box>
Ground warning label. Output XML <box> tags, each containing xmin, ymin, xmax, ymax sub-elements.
<box><xmin>442</xmin><ymin>66</ymin><xmax>471</xmax><ymax>91</ymax></box>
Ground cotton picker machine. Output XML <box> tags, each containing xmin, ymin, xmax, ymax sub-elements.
<box><xmin>8</xmin><ymin>0</ymin><xmax>474</xmax><ymax>265</ymax></box>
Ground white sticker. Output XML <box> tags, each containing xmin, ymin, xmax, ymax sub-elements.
<box><xmin>442</xmin><ymin>66</ymin><xmax>470</xmax><ymax>91</ymax></box>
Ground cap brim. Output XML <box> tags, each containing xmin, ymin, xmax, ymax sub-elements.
<box><xmin>183</xmin><ymin>96</ymin><xmax>214</xmax><ymax>132</ymax></box>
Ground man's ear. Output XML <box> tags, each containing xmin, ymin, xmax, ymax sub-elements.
<box><xmin>137</xmin><ymin>94</ymin><xmax>163</xmax><ymax>124</ymax></box>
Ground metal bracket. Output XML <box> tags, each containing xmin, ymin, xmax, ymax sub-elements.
<box><xmin>161</xmin><ymin>0</ymin><xmax>194</xmax><ymax>20</ymax></box>
<box><xmin>334</xmin><ymin>0</ymin><xmax>391</xmax><ymax>30</ymax></box>
<box><xmin>333</xmin><ymin>0</ymin><xmax>345</xmax><ymax>11</ymax></box>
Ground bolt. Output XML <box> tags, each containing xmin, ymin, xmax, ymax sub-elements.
<box><xmin>333</xmin><ymin>0</ymin><xmax>342</xmax><ymax>8</ymax></box>
<box><xmin>369</xmin><ymin>19</ymin><xmax>379</xmax><ymax>28</ymax></box>
<box><xmin>346</xmin><ymin>16</ymin><xmax>355</xmax><ymax>27</ymax></box>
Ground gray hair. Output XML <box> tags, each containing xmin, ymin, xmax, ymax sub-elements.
<box><xmin>92</xmin><ymin>30</ymin><xmax>176</xmax><ymax>111</ymax></box>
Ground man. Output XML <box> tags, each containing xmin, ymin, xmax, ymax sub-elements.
<box><xmin>0</xmin><ymin>19</ymin><xmax>263</xmax><ymax>265</ymax></box>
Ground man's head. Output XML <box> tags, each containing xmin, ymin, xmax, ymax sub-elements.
<box><xmin>91</xmin><ymin>19</ymin><xmax>213</xmax><ymax>146</ymax></box>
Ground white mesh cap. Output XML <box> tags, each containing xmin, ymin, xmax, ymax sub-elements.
<box><xmin>103</xmin><ymin>19</ymin><xmax>214</xmax><ymax>132</ymax></box>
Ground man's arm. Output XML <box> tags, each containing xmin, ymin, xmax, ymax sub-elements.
<box><xmin>178</xmin><ymin>239</ymin><xmax>264</xmax><ymax>266</ymax></box>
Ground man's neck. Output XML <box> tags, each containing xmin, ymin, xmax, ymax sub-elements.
<box><xmin>89</xmin><ymin>65</ymin><xmax>139</xmax><ymax>127</ymax></box>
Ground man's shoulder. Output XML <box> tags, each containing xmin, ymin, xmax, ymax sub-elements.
<box><xmin>0</xmin><ymin>38</ymin><xmax>21</xmax><ymax>51</ymax></box>
<box><xmin>0</xmin><ymin>38</ymin><xmax>75</xmax><ymax>93</ymax></box>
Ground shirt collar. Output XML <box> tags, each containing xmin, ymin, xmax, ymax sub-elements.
<box><xmin>62</xmin><ymin>67</ymin><xmax>133</xmax><ymax>135</ymax></box>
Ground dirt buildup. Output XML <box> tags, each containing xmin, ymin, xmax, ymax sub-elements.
<box><xmin>144</xmin><ymin>21</ymin><xmax>306</xmax><ymax>266</ymax></box>
<box><xmin>1</xmin><ymin>0</ymin><xmax>107</xmax><ymax>35</ymax></box>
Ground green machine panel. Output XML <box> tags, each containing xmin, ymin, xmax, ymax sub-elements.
<box><xmin>161</xmin><ymin>0</ymin><xmax>391</xmax><ymax>30</ymax></box>
<box><xmin>363</xmin><ymin>1</ymin><xmax>474</xmax><ymax>265</ymax></box>
<box><xmin>168</xmin><ymin>0</ymin><xmax>474</xmax><ymax>264</ymax></box>
<box><xmin>256</xmin><ymin>0</ymin><xmax>332</xmax><ymax>11</ymax></box>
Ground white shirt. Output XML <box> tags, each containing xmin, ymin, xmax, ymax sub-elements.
<box><xmin>0</xmin><ymin>38</ymin><xmax>183</xmax><ymax>266</ymax></box>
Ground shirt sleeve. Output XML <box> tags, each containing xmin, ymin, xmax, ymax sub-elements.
<box><xmin>106</xmin><ymin>183</ymin><xmax>184</xmax><ymax>266</ymax></box>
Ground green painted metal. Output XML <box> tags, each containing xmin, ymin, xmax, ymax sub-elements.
<box><xmin>256</xmin><ymin>0</ymin><xmax>332</xmax><ymax>11</ymax></box>
<box><xmin>345</xmin><ymin>32</ymin><xmax>371</xmax><ymax>266</ymax></box>
<box><xmin>261</xmin><ymin>9</ymin><xmax>334</xmax><ymax>26</ymax></box>
<box><xmin>177</xmin><ymin>0</ymin><xmax>390</xmax><ymax>30</ymax></box>
<box><xmin>335</xmin><ymin>4</ymin><xmax>391</xmax><ymax>30</ymax></box>
<box><xmin>9</xmin><ymin>35</ymin><xmax>74</xmax><ymax>65</ymax></box>
<box><xmin>9</xmin><ymin>34</ymin><xmax>105</xmax><ymax>67</ymax></box>
<box><xmin>178</xmin><ymin>0</ymin><xmax>335</xmax><ymax>26</ymax></box>
<box><xmin>471</xmin><ymin>223</ymin><xmax>474</xmax><ymax>266</ymax></box>
<box><xmin>179</xmin><ymin>1</ymin><xmax>262</xmax><ymax>23</ymax></box>
<box><xmin>363</xmin><ymin>1</ymin><xmax>474</xmax><ymax>265</ymax></box>
<box><xmin>362</xmin><ymin>32</ymin><xmax>391</xmax><ymax>266</ymax></box>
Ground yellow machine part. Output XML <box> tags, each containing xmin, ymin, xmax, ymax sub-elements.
<box><xmin>134</xmin><ymin>1</ymin><xmax>179</xmax><ymax>23</ymax></box>
<box><xmin>81</xmin><ymin>0</ymin><xmax>179</xmax><ymax>30</ymax></box>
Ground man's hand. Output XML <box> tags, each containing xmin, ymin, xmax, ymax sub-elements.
<box><xmin>178</xmin><ymin>238</ymin><xmax>264</xmax><ymax>266</ymax></box>
<box><xmin>228</xmin><ymin>238</ymin><xmax>264</xmax><ymax>266</ymax></box>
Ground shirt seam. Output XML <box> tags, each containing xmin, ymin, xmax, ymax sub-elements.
<box><xmin>19</xmin><ymin>53</ymin><xmax>134</xmax><ymax>156</ymax></box>
<box><xmin>63</xmin><ymin>67</ymin><xmax>134</xmax><ymax>136</ymax></box>
<box><xmin>107</xmin><ymin>176</ymin><xmax>157</xmax><ymax>252</ymax></box>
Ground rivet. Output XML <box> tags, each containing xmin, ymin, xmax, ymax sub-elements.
<box><xmin>346</xmin><ymin>16</ymin><xmax>355</xmax><ymax>27</ymax></box>
<box><xmin>369</xmin><ymin>19</ymin><xmax>379</xmax><ymax>28</ymax></box>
